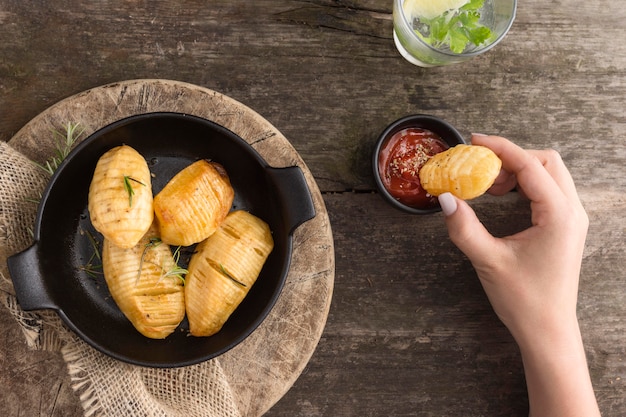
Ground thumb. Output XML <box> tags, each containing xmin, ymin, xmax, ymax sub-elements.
<box><xmin>438</xmin><ymin>193</ymin><xmax>499</xmax><ymax>264</ymax></box>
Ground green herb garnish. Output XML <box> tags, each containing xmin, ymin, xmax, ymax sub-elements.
<box><xmin>34</xmin><ymin>122</ymin><xmax>85</xmax><ymax>176</ymax></box>
<box><xmin>415</xmin><ymin>0</ymin><xmax>494</xmax><ymax>54</ymax></box>
<box><xmin>219</xmin><ymin>263</ymin><xmax>247</xmax><ymax>288</ymax></box>
<box><xmin>161</xmin><ymin>246</ymin><xmax>188</xmax><ymax>284</ymax></box>
<box><xmin>123</xmin><ymin>175</ymin><xmax>146</xmax><ymax>207</ymax></box>
<box><xmin>138</xmin><ymin>237</ymin><xmax>188</xmax><ymax>285</ymax></box>
<box><xmin>79</xmin><ymin>229</ymin><xmax>103</xmax><ymax>278</ymax></box>
<box><xmin>28</xmin><ymin>122</ymin><xmax>84</xmax><ymax>209</ymax></box>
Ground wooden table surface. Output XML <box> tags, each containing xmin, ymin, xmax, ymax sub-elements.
<box><xmin>1</xmin><ymin>0</ymin><xmax>624</xmax><ymax>416</ymax></box>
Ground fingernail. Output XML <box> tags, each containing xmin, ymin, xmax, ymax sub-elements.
<box><xmin>438</xmin><ymin>192</ymin><xmax>457</xmax><ymax>216</ymax></box>
<box><xmin>471</xmin><ymin>133</ymin><xmax>487</xmax><ymax>137</ymax></box>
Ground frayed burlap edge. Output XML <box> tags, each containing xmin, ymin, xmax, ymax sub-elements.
<box><xmin>61</xmin><ymin>339</ymin><xmax>242</xmax><ymax>417</ymax></box>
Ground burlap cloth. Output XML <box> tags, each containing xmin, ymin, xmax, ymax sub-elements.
<box><xmin>0</xmin><ymin>80</ymin><xmax>334</xmax><ymax>417</ymax></box>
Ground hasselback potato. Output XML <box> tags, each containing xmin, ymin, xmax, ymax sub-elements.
<box><xmin>185</xmin><ymin>210</ymin><xmax>274</xmax><ymax>337</ymax></box>
<box><xmin>88</xmin><ymin>145</ymin><xmax>153</xmax><ymax>249</ymax></box>
<box><xmin>154</xmin><ymin>160</ymin><xmax>234</xmax><ymax>246</ymax></box>
<box><xmin>102</xmin><ymin>223</ymin><xmax>186</xmax><ymax>339</ymax></box>
<box><xmin>419</xmin><ymin>144</ymin><xmax>502</xmax><ymax>200</ymax></box>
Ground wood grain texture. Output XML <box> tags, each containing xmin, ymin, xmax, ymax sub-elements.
<box><xmin>1</xmin><ymin>0</ymin><xmax>624</xmax><ymax>415</ymax></box>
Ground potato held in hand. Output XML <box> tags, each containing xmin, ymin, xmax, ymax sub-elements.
<box><xmin>419</xmin><ymin>144</ymin><xmax>502</xmax><ymax>200</ymax></box>
<box><xmin>88</xmin><ymin>145</ymin><xmax>153</xmax><ymax>249</ymax></box>
<box><xmin>154</xmin><ymin>160</ymin><xmax>234</xmax><ymax>246</ymax></box>
<box><xmin>103</xmin><ymin>223</ymin><xmax>186</xmax><ymax>339</ymax></box>
<box><xmin>185</xmin><ymin>210</ymin><xmax>274</xmax><ymax>337</ymax></box>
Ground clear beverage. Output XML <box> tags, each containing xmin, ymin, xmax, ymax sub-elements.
<box><xmin>393</xmin><ymin>0</ymin><xmax>516</xmax><ymax>67</ymax></box>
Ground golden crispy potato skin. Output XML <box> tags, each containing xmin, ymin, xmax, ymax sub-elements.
<box><xmin>88</xmin><ymin>145</ymin><xmax>153</xmax><ymax>249</ymax></box>
<box><xmin>185</xmin><ymin>210</ymin><xmax>274</xmax><ymax>337</ymax></box>
<box><xmin>419</xmin><ymin>144</ymin><xmax>502</xmax><ymax>200</ymax></box>
<box><xmin>102</xmin><ymin>223</ymin><xmax>185</xmax><ymax>339</ymax></box>
<box><xmin>154</xmin><ymin>160</ymin><xmax>234</xmax><ymax>246</ymax></box>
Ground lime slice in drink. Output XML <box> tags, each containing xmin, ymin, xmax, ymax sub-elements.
<box><xmin>403</xmin><ymin>0</ymin><xmax>470</xmax><ymax>20</ymax></box>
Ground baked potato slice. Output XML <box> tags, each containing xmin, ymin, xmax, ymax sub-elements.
<box><xmin>154</xmin><ymin>160</ymin><xmax>234</xmax><ymax>246</ymax></box>
<box><xmin>419</xmin><ymin>144</ymin><xmax>502</xmax><ymax>200</ymax></box>
<box><xmin>185</xmin><ymin>210</ymin><xmax>274</xmax><ymax>337</ymax></box>
<box><xmin>102</xmin><ymin>223</ymin><xmax>186</xmax><ymax>339</ymax></box>
<box><xmin>88</xmin><ymin>145</ymin><xmax>153</xmax><ymax>249</ymax></box>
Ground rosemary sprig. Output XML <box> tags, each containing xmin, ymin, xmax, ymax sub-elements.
<box><xmin>81</xmin><ymin>260</ymin><xmax>103</xmax><ymax>279</ymax></box>
<box><xmin>123</xmin><ymin>175</ymin><xmax>146</xmax><ymax>207</ymax></box>
<box><xmin>79</xmin><ymin>229</ymin><xmax>103</xmax><ymax>278</ymax></box>
<box><xmin>34</xmin><ymin>122</ymin><xmax>85</xmax><ymax>176</ymax></box>
<box><xmin>137</xmin><ymin>237</ymin><xmax>188</xmax><ymax>285</ymax></box>
<box><xmin>28</xmin><ymin>122</ymin><xmax>84</xmax><ymax>208</ymax></box>
<box><xmin>219</xmin><ymin>263</ymin><xmax>247</xmax><ymax>288</ymax></box>
<box><xmin>24</xmin><ymin>193</ymin><xmax>43</xmax><ymax>205</ymax></box>
<box><xmin>161</xmin><ymin>246</ymin><xmax>188</xmax><ymax>284</ymax></box>
<box><xmin>85</xmin><ymin>229</ymin><xmax>102</xmax><ymax>262</ymax></box>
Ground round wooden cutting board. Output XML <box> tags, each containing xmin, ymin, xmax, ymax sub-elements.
<box><xmin>8</xmin><ymin>79</ymin><xmax>335</xmax><ymax>416</ymax></box>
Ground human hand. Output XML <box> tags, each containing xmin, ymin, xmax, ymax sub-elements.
<box><xmin>437</xmin><ymin>134</ymin><xmax>599</xmax><ymax>416</ymax></box>
<box><xmin>438</xmin><ymin>134</ymin><xmax>588</xmax><ymax>346</ymax></box>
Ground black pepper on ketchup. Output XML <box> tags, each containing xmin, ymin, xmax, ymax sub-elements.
<box><xmin>378</xmin><ymin>127</ymin><xmax>449</xmax><ymax>209</ymax></box>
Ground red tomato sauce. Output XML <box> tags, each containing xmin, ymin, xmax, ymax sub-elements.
<box><xmin>378</xmin><ymin>128</ymin><xmax>449</xmax><ymax>209</ymax></box>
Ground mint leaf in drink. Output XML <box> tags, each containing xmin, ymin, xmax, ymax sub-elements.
<box><xmin>467</xmin><ymin>25</ymin><xmax>492</xmax><ymax>46</ymax></box>
<box><xmin>458</xmin><ymin>10</ymin><xmax>480</xmax><ymax>27</ymax></box>
<box><xmin>428</xmin><ymin>16</ymin><xmax>449</xmax><ymax>43</ymax></box>
<box><xmin>449</xmin><ymin>27</ymin><xmax>470</xmax><ymax>53</ymax></box>
<box><xmin>412</xmin><ymin>0</ymin><xmax>493</xmax><ymax>54</ymax></box>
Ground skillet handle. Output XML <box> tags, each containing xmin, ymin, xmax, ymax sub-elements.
<box><xmin>7</xmin><ymin>244</ymin><xmax>58</xmax><ymax>311</ymax></box>
<box><xmin>266</xmin><ymin>166</ymin><xmax>316</xmax><ymax>234</ymax></box>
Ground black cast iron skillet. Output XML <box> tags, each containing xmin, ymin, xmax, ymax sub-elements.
<box><xmin>8</xmin><ymin>112</ymin><xmax>315</xmax><ymax>368</ymax></box>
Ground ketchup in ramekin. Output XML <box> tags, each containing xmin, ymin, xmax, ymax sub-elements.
<box><xmin>377</xmin><ymin>127</ymin><xmax>449</xmax><ymax>209</ymax></box>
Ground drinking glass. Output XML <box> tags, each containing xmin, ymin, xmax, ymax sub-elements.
<box><xmin>393</xmin><ymin>0</ymin><xmax>517</xmax><ymax>67</ymax></box>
